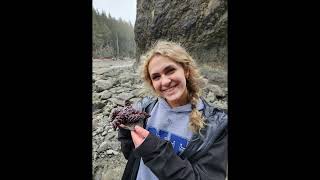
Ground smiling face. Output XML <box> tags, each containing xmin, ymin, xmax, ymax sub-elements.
<box><xmin>148</xmin><ymin>55</ymin><xmax>189</xmax><ymax>108</ymax></box>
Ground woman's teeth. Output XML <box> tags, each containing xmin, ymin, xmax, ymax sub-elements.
<box><xmin>163</xmin><ymin>85</ymin><xmax>176</xmax><ymax>92</ymax></box>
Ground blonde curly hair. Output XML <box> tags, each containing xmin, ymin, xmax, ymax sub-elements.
<box><xmin>139</xmin><ymin>40</ymin><xmax>206</xmax><ymax>133</ymax></box>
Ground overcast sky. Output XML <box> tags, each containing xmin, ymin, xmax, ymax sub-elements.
<box><xmin>92</xmin><ymin>0</ymin><xmax>137</xmax><ymax>24</ymax></box>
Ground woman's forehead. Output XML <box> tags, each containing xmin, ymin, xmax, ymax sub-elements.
<box><xmin>148</xmin><ymin>56</ymin><xmax>180</xmax><ymax>73</ymax></box>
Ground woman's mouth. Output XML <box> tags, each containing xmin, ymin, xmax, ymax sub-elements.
<box><xmin>162</xmin><ymin>84</ymin><xmax>178</xmax><ymax>93</ymax></box>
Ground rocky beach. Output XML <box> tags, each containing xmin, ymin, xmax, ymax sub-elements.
<box><xmin>92</xmin><ymin>58</ymin><xmax>227</xmax><ymax>180</ymax></box>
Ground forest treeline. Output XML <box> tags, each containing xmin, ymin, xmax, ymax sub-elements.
<box><xmin>93</xmin><ymin>8</ymin><xmax>135</xmax><ymax>59</ymax></box>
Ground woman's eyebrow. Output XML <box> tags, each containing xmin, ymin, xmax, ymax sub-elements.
<box><xmin>150</xmin><ymin>73</ymin><xmax>159</xmax><ymax>78</ymax></box>
<box><xmin>163</xmin><ymin>65</ymin><xmax>175</xmax><ymax>71</ymax></box>
<box><xmin>150</xmin><ymin>65</ymin><xmax>175</xmax><ymax>76</ymax></box>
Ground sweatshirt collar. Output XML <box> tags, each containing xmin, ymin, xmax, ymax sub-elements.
<box><xmin>158</xmin><ymin>97</ymin><xmax>204</xmax><ymax>112</ymax></box>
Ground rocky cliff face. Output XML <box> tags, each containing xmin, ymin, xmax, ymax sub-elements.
<box><xmin>134</xmin><ymin>0</ymin><xmax>227</xmax><ymax>66</ymax></box>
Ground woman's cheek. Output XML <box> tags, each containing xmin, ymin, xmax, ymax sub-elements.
<box><xmin>152</xmin><ymin>81</ymin><xmax>160</xmax><ymax>92</ymax></box>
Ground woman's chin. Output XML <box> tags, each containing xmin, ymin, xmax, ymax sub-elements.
<box><xmin>162</xmin><ymin>89</ymin><xmax>179</xmax><ymax>100</ymax></box>
<box><xmin>163</xmin><ymin>92</ymin><xmax>185</xmax><ymax>105</ymax></box>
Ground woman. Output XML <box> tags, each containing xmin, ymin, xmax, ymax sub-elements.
<box><xmin>118</xmin><ymin>40</ymin><xmax>228</xmax><ymax>180</ymax></box>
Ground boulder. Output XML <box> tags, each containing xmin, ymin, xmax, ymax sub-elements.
<box><xmin>95</xmin><ymin>80</ymin><xmax>114</xmax><ymax>92</ymax></box>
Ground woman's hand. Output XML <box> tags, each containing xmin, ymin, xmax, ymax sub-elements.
<box><xmin>130</xmin><ymin>125</ymin><xmax>150</xmax><ymax>148</ymax></box>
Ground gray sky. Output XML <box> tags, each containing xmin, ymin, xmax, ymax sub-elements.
<box><xmin>93</xmin><ymin>0</ymin><xmax>137</xmax><ymax>24</ymax></box>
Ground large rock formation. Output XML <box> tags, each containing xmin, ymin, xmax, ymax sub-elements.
<box><xmin>134</xmin><ymin>0</ymin><xmax>227</xmax><ymax>66</ymax></box>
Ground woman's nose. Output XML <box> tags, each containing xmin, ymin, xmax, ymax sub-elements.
<box><xmin>161</xmin><ymin>76</ymin><xmax>171</xmax><ymax>86</ymax></box>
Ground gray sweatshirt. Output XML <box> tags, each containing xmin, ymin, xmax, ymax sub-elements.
<box><xmin>136</xmin><ymin>97</ymin><xmax>204</xmax><ymax>180</ymax></box>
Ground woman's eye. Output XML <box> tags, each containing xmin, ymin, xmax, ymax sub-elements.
<box><xmin>152</xmin><ymin>76</ymin><xmax>160</xmax><ymax>80</ymax></box>
<box><xmin>167</xmin><ymin>68</ymin><xmax>175</xmax><ymax>74</ymax></box>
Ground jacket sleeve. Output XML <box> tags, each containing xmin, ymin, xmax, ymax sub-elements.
<box><xmin>117</xmin><ymin>127</ymin><xmax>135</xmax><ymax>160</ymax></box>
<box><xmin>117</xmin><ymin>97</ymin><xmax>151</xmax><ymax>160</ymax></box>
<box><xmin>133</xmin><ymin>129</ymin><xmax>228</xmax><ymax>180</ymax></box>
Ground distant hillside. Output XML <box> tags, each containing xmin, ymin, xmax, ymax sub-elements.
<box><xmin>93</xmin><ymin>8</ymin><xmax>136</xmax><ymax>59</ymax></box>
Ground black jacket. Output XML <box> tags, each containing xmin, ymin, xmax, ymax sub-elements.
<box><xmin>118</xmin><ymin>97</ymin><xmax>228</xmax><ymax>180</ymax></box>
